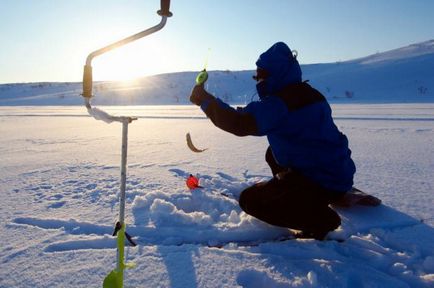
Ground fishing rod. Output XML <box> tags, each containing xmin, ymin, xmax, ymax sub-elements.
<box><xmin>186</xmin><ymin>49</ymin><xmax>210</xmax><ymax>153</ymax></box>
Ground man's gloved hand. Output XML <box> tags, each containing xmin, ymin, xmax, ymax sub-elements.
<box><xmin>190</xmin><ymin>84</ymin><xmax>214</xmax><ymax>106</ymax></box>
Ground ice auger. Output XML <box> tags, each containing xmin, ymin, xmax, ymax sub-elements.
<box><xmin>80</xmin><ymin>1</ymin><xmax>172</xmax><ymax>287</ymax></box>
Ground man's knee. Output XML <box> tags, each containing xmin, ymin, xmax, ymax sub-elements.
<box><xmin>238</xmin><ymin>190</ymin><xmax>248</xmax><ymax>212</ymax></box>
<box><xmin>238</xmin><ymin>187</ymin><xmax>255</xmax><ymax>213</ymax></box>
<box><xmin>238</xmin><ymin>182</ymin><xmax>266</xmax><ymax>214</ymax></box>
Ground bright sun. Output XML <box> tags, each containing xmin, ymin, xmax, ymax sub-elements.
<box><xmin>92</xmin><ymin>40</ymin><xmax>172</xmax><ymax>82</ymax></box>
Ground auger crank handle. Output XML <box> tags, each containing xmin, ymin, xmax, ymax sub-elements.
<box><xmin>158</xmin><ymin>0</ymin><xmax>173</xmax><ymax>17</ymax></box>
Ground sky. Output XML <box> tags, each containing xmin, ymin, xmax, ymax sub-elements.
<box><xmin>0</xmin><ymin>0</ymin><xmax>433</xmax><ymax>84</ymax></box>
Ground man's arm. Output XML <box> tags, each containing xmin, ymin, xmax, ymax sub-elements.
<box><xmin>203</xmin><ymin>98</ymin><xmax>258</xmax><ymax>136</ymax></box>
<box><xmin>190</xmin><ymin>85</ymin><xmax>258</xmax><ymax>136</ymax></box>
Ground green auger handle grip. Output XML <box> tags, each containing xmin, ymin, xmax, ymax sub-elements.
<box><xmin>195</xmin><ymin>69</ymin><xmax>208</xmax><ymax>85</ymax></box>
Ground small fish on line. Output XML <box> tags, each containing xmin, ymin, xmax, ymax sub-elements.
<box><xmin>186</xmin><ymin>132</ymin><xmax>208</xmax><ymax>153</ymax></box>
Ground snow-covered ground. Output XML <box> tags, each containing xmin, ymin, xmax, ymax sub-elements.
<box><xmin>1</xmin><ymin>104</ymin><xmax>433</xmax><ymax>287</ymax></box>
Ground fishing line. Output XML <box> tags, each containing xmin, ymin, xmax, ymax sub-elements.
<box><xmin>186</xmin><ymin>48</ymin><xmax>211</xmax><ymax>153</ymax></box>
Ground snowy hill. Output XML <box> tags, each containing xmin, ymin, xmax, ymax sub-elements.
<box><xmin>304</xmin><ymin>40</ymin><xmax>434</xmax><ymax>103</ymax></box>
<box><xmin>0</xmin><ymin>40</ymin><xmax>433</xmax><ymax>105</ymax></box>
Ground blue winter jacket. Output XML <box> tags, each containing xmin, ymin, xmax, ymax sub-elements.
<box><xmin>201</xmin><ymin>42</ymin><xmax>355</xmax><ymax>193</ymax></box>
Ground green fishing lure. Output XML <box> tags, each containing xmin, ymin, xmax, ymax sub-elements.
<box><xmin>196</xmin><ymin>69</ymin><xmax>208</xmax><ymax>85</ymax></box>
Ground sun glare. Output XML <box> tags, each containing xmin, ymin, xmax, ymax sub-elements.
<box><xmin>93</xmin><ymin>40</ymin><xmax>173</xmax><ymax>82</ymax></box>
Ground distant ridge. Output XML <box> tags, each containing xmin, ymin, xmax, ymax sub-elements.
<box><xmin>1</xmin><ymin>40</ymin><xmax>433</xmax><ymax>105</ymax></box>
<box><xmin>351</xmin><ymin>39</ymin><xmax>434</xmax><ymax>64</ymax></box>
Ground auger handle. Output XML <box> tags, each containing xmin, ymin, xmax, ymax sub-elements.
<box><xmin>158</xmin><ymin>0</ymin><xmax>173</xmax><ymax>17</ymax></box>
<box><xmin>82</xmin><ymin>65</ymin><xmax>93</xmax><ymax>98</ymax></box>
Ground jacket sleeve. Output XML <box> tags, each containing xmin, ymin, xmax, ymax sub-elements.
<box><xmin>201</xmin><ymin>98</ymin><xmax>259</xmax><ymax>136</ymax></box>
<box><xmin>242</xmin><ymin>96</ymin><xmax>288</xmax><ymax>136</ymax></box>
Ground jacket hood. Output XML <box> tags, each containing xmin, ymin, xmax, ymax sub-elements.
<box><xmin>255</xmin><ymin>42</ymin><xmax>302</xmax><ymax>97</ymax></box>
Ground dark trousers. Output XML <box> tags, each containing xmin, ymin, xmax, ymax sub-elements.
<box><xmin>239</xmin><ymin>147</ymin><xmax>341</xmax><ymax>239</ymax></box>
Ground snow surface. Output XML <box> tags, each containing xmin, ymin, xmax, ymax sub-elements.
<box><xmin>1</xmin><ymin>105</ymin><xmax>433</xmax><ymax>287</ymax></box>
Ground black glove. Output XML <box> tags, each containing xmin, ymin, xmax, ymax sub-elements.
<box><xmin>190</xmin><ymin>84</ymin><xmax>214</xmax><ymax>106</ymax></box>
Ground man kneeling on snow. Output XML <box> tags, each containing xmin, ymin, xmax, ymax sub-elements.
<box><xmin>190</xmin><ymin>42</ymin><xmax>356</xmax><ymax>240</ymax></box>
